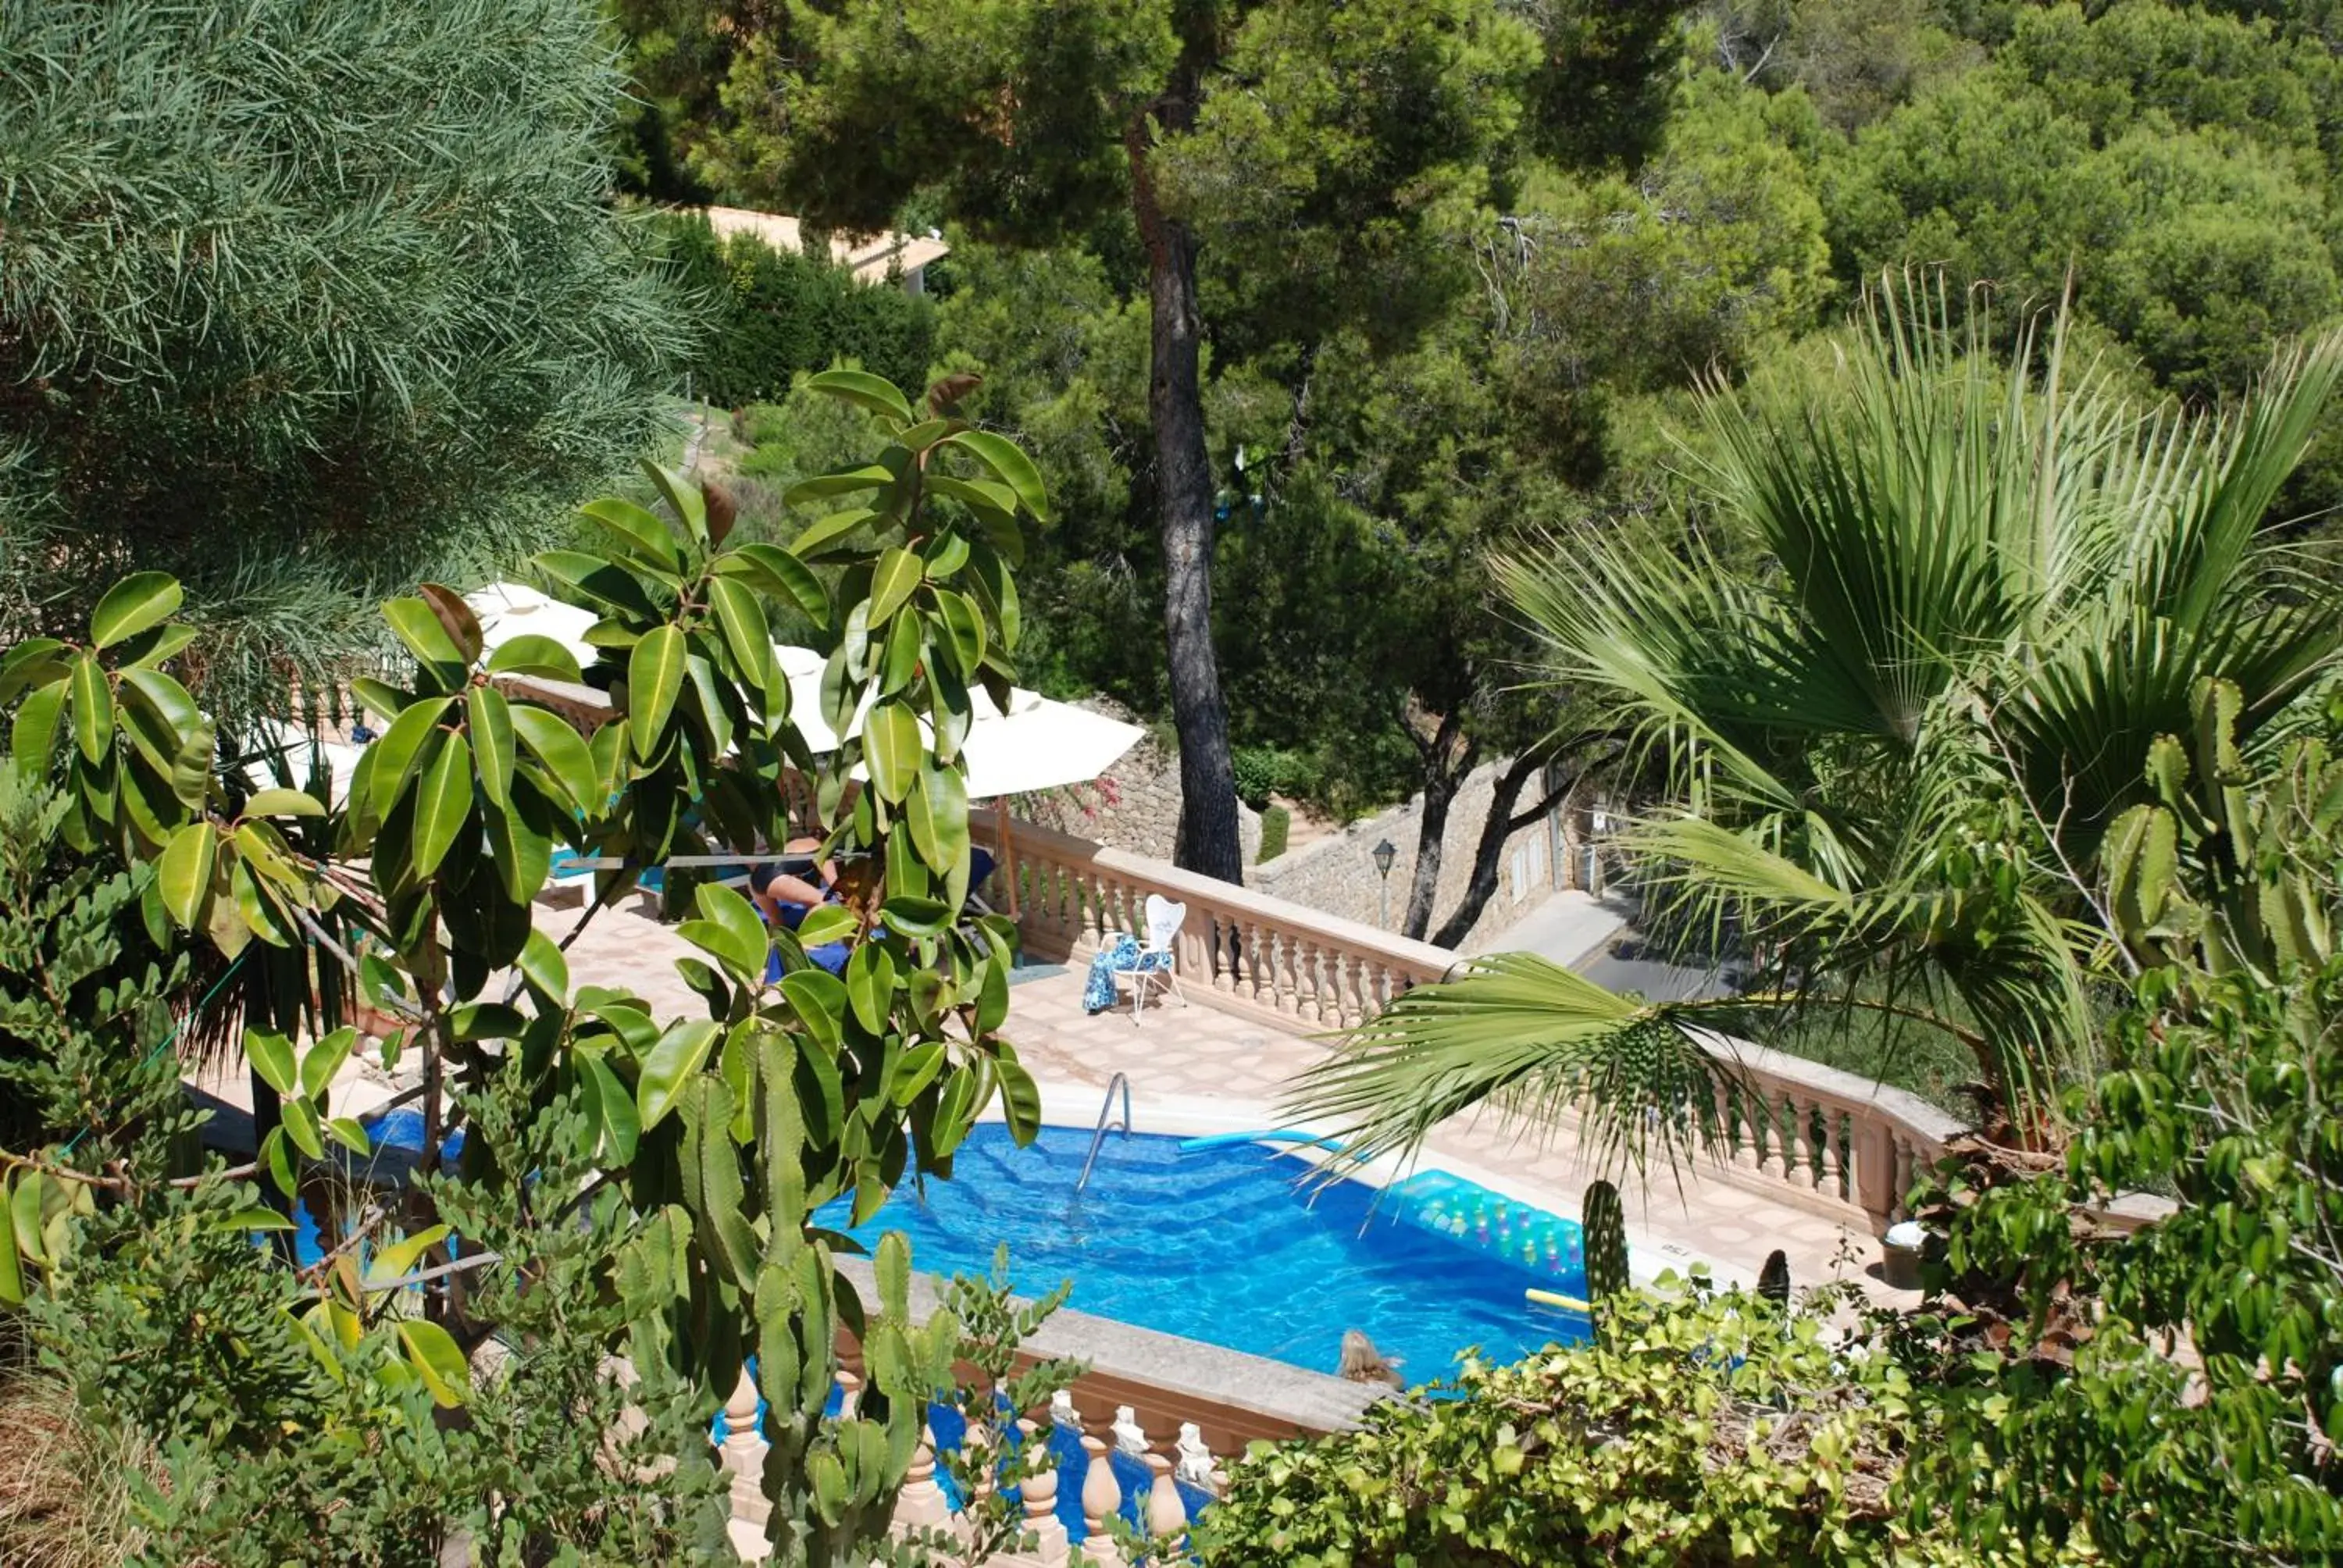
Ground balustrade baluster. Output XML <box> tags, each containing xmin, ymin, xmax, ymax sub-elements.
<box><xmin>896</xmin><ymin>1422</ymin><xmax>952</xmax><ymax>1529</ymax></box>
<box><xmin>720</xmin><ymin>1368</ymin><xmax>769</xmax><ymax>1527</ymax></box>
<box><xmin>1018</xmin><ymin>1417</ymin><xmax>1072</xmax><ymax>1565</ymax></box>
<box><xmin>1143</xmin><ymin>1452</ymin><xmax>1186</xmax><ymax>1544</ymax></box>
<box><xmin>1079</xmin><ymin>1434</ymin><xmax>1125</xmax><ymax>1568</ymax></box>
<box><xmin>1173</xmin><ymin>1422</ymin><xmax>1220</xmax><ymax>1497</ymax></box>
<box><xmin>1293</xmin><ymin>937</ymin><xmax>1324</xmax><ymax>1025</ymax></box>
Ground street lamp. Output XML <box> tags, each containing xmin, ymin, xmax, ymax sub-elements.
<box><xmin>1371</xmin><ymin>838</ymin><xmax>1397</xmax><ymax>928</ymax></box>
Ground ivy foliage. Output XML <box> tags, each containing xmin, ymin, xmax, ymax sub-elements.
<box><xmin>1193</xmin><ymin>1278</ymin><xmax>2083</xmax><ymax>1567</ymax></box>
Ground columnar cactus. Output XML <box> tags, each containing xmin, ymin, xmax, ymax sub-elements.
<box><xmin>1582</xmin><ymin>1179</ymin><xmax>1628</xmax><ymax>1309</ymax></box>
<box><xmin>1757</xmin><ymin>1249</ymin><xmax>1790</xmax><ymax>1311</ymax></box>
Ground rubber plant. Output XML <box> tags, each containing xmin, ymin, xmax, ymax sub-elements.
<box><xmin>1</xmin><ymin>369</ymin><xmax>1071</xmax><ymax>1565</ymax></box>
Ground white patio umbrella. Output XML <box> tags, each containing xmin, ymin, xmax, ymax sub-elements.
<box><xmin>467</xmin><ymin>581</ymin><xmax>598</xmax><ymax>668</ymax></box>
<box><xmin>772</xmin><ymin>643</ymin><xmax>1141</xmax><ymax>800</ymax></box>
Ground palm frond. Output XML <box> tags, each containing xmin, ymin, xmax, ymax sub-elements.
<box><xmin>1283</xmin><ymin>953</ymin><xmax>1773</xmax><ymax>1188</ymax></box>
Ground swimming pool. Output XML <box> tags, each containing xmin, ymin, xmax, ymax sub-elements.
<box><xmin>822</xmin><ymin>1123</ymin><xmax>1589</xmax><ymax>1384</ymax></box>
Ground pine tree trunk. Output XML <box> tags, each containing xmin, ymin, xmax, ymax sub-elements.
<box><xmin>1129</xmin><ymin>92</ymin><xmax>1241</xmax><ymax>884</ymax></box>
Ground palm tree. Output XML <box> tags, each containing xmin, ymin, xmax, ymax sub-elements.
<box><xmin>1289</xmin><ymin>276</ymin><xmax>2343</xmax><ymax>1171</ymax></box>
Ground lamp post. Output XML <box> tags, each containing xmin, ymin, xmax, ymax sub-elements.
<box><xmin>1371</xmin><ymin>838</ymin><xmax>1397</xmax><ymax>929</ymax></box>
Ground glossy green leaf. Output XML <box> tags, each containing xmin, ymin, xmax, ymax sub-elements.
<box><xmin>326</xmin><ymin>1117</ymin><xmax>372</xmax><ymax>1156</ymax></box>
<box><xmin>533</xmin><ymin>550</ymin><xmax>662</xmax><ymax>618</ymax></box>
<box><xmin>484</xmin><ymin>635</ymin><xmax>585</xmax><ymax>682</ymax></box>
<box><xmin>0</xmin><ymin>640</ymin><xmax>69</xmax><ymax>708</ymax></box>
<box><xmin>262</xmin><ymin>1126</ymin><xmax>295</xmax><ymax>1198</ymax></box>
<box><xmin>508</xmin><ymin>705</ymin><xmax>596</xmax><ymax>815</ymax></box>
<box><xmin>784</xmin><ymin>468</ymin><xmax>893</xmax><ymax>508</ymax></box>
<box><xmin>517</xmin><ymin>928</ymin><xmax>569</xmax><ymax>999</ymax></box>
<box><xmin>0</xmin><ymin>1183</ymin><xmax>23</xmax><ymax>1305</ymax></box>
<box><xmin>68</xmin><ymin>654</ymin><xmax>112</xmax><ymax>764</ymax></box>
<box><xmin>721</xmin><ymin>541</ymin><xmax>833</xmax><ymax>627</ymax></box>
<box><xmin>626</xmin><ymin>625</ymin><xmax>687</xmax><ymax>761</ymax></box>
<box><xmin>890</xmin><ymin>1042</ymin><xmax>947</xmax><ymax>1107</ymax></box>
<box><xmin>997</xmin><ymin>1057</ymin><xmax>1042</xmax><ymax>1146</ymax></box>
<box><xmin>879</xmin><ymin>895</ymin><xmax>953</xmax><ymax>937</ymax></box>
<box><xmin>583</xmin><ymin>1053</ymin><xmax>640</xmax><ymax>1164</ymax></box>
<box><xmin>242</xmin><ymin>787</ymin><xmax>325</xmax><ymax>818</ymax></box>
<box><xmin>367</xmin><ymin>696</ymin><xmax>451</xmax><ymax>818</ymax></box>
<box><xmin>706</xmin><ymin>576</ymin><xmax>778</xmax><ymax>693</ymax></box>
<box><xmin>10</xmin><ymin>681</ymin><xmax>64</xmax><ymax>782</ymax></box>
<box><xmin>410</xmin><ymin>730</ymin><xmax>473</xmax><ymax>879</ymax></box>
<box><xmin>484</xmin><ymin>798</ymin><xmax>552</xmax><ymax>904</ymax></box>
<box><xmin>301</xmin><ymin>1026</ymin><xmax>359</xmax><ymax>1100</ymax></box>
<box><xmin>156</xmin><ymin>821</ymin><xmax>216</xmax><ymax>928</ymax></box>
<box><xmin>864</xmin><ymin>700</ymin><xmax>919</xmax><ymax>804</ymax></box>
<box><xmin>383</xmin><ymin>597</ymin><xmax>469</xmax><ymax>691</ymax></box>
<box><xmin>281</xmin><ymin>1096</ymin><xmax>326</xmax><ymax>1160</ymax></box>
<box><xmin>845</xmin><ymin>942</ymin><xmax>897</xmax><ymax>1035</ymax></box>
<box><xmin>677</xmin><ymin>889</ymin><xmax>769</xmax><ymax>982</ymax></box>
<box><xmin>804</xmin><ymin>367</ymin><xmax>915</xmax><ymax>426</ymax></box>
<box><xmin>876</xmin><ymin>610</ymin><xmax>922</xmax><ymax>697</ymax></box>
<box><xmin>639</xmin><ymin>461</ymin><xmax>708</xmax><ymax>543</ymax></box>
<box><xmin>868</xmin><ymin>547</ymin><xmax>923</xmax><ymax>628</ymax></box>
<box><xmin>637</xmin><ymin>1018</ymin><xmax>721</xmax><ymax>1131</ymax></box>
<box><xmin>9</xmin><ymin>1174</ymin><xmax>45</xmax><ymax>1267</ymax></box>
<box><xmin>465</xmin><ymin>684</ymin><xmax>515</xmax><ymax>809</ymax></box>
<box><xmin>397</xmin><ymin>1319</ymin><xmax>471</xmax><ymax>1409</ymax></box>
<box><xmin>366</xmin><ymin>1224</ymin><xmax>451</xmax><ymax>1288</ymax></box>
<box><xmin>244</xmin><ymin>1028</ymin><xmax>298</xmax><ymax>1097</ymax></box>
<box><xmin>796</xmin><ymin>904</ymin><xmax>857</xmax><ymax>948</ymax></box>
<box><xmin>942</xmin><ymin>429</ymin><xmax>1049</xmax><ymax>522</ymax></box>
<box><xmin>89</xmin><ymin>572</ymin><xmax>184</xmax><ymax>650</ymax></box>
<box><xmin>784</xmin><ymin>506</ymin><xmax>879</xmax><ymax>564</ymax></box>
<box><xmin>780</xmin><ymin>971</ymin><xmax>847</xmax><ymax>1053</ymax></box>
<box><xmin>581</xmin><ymin>496</ymin><xmax>684</xmax><ymax>569</ymax></box>
<box><xmin>908</xmin><ymin>765</ymin><xmax>969</xmax><ymax>875</ymax></box>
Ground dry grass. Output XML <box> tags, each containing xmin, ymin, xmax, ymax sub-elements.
<box><xmin>0</xmin><ymin>1361</ymin><xmax>148</xmax><ymax>1568</ymax></box>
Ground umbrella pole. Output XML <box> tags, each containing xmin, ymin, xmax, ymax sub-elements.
<box><xmin>995</xmin><ymin>798</ymin><xmax>1021</xmax><ymax>920</ymax></box>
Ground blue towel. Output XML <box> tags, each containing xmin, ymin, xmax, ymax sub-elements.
<box><xmin>1083</xmin><ymin>934</ymin><xmax>1171</xmax><ymax>1014</ymax></box>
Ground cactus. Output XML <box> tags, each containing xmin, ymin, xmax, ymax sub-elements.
<box><xmin>1582</xmin><ymin>1180</ymin><xmax>1628</xmax><ymax>1307</ymax></box>
<box><xmin>1757</xmin><ymin>1249</ymin><xmax>1790</xmax><ymax>1311</ymax></box>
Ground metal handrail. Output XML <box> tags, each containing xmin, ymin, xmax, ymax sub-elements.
<box><xmin>1074</xmin><ymin>1072</ymin><xmax>1132</xmax><ymax>1194</ymax></box>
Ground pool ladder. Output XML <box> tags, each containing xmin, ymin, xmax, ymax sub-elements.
<box><xmin>1074</xmin><ymin>1073</ymin><xmax>1132</xmax><ymax>1195</ymax></box>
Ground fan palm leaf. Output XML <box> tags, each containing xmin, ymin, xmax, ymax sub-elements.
<box><xmin>1291</xmin><ymin>275</ymin><xmax>2343</xmax><ymax>1178</ymax></box>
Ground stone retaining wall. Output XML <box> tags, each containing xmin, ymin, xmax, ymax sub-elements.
<box><xmin>1253</xmin><ymin>757</ymin><xmax>1586</xmax><ymax>946</ymax></box>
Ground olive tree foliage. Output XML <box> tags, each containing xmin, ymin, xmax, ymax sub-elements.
<box><xmin>0</xmin><ymin>0</ymin><xmax>683</xmax><ymax>729</ymax></box>
<box><xmin>0</xmin><ymin>372</ymin><xmax>1068</xmax><ymax>1563</ymax></box>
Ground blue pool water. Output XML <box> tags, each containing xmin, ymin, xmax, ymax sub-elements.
<box><xmin>823</xmin><ymin>1124</ymin><xmax>1588</xmax><ymax>1384</ymax></box>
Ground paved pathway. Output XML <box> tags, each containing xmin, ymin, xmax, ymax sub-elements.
<box><xmin>1467</xmin><ymin>888</ymin><xmax>1633</xmax><ymax>964</ymax></box>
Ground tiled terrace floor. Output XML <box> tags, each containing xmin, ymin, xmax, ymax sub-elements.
<box><xmin>546</xmin><ymin>895</ymin><xmax>1914</xmax><ymax>1308</ymax></box>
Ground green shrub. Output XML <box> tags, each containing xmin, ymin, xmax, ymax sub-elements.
<box><xmin>652</xmin><ymin>211</ymin><xmax>936</xmax><ymax>405</ymax></box>
<box><xmin>1232</xmin><ymin>745</ymin><xmax>1316</xmax><ymax>809</ymax></box>
<box><xmin>1194</xmin><ymin>1278</ymin><xmax>2074</xmax><ymax>1567</ymax></box>
<box><xmin>1256</xmin><ymin>804</ymin><xmax>1290</xmax><ymax>864</ymax></box>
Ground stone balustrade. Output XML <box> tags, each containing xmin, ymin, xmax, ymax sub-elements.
<box><xmin>719</xmin><ymin>1375</ymin><xmax>1222</xmax><ymax>1565</ymax></box>
<box><xmin>995</xmin><ymin>818</ymin><xmax>1981</xmax><ymax>1236</ymax></box>
<box><xmin>1687</xmin><ymin>1033</ymin><xmax>1970</xmax><ymax>1232</ymax></box>
<box><xmin>997</xmin><ymin>818</ymin><xmax>1458</xmax><ymax>1031</ymax></box>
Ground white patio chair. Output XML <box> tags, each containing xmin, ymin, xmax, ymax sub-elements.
<box><xmin>1114</xmin><ymin>894</ymin><xmax>1188</xmax><ymax>1024</ymax></box>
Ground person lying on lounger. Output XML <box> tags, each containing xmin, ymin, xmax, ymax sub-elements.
<box><xmin>747</xmin><ymin>836</ymin><xmax>836</xmax><ymax>925</ymax></box>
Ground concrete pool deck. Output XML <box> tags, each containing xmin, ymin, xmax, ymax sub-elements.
<box><xmin>538</xmin><ymin>895</ymin><xmax>1917</xmax><ymax>1311</ymax></box>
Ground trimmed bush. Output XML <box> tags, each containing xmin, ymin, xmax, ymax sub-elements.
<box><xmin>1257</xmin><ymin>804</ymin><xmax>1291</xmax><ymax>864</ymax></box>
<box><xmin>652</xmin><ymin>211</ymin><xmax>936</xmax><ymax>405</ymax></box>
